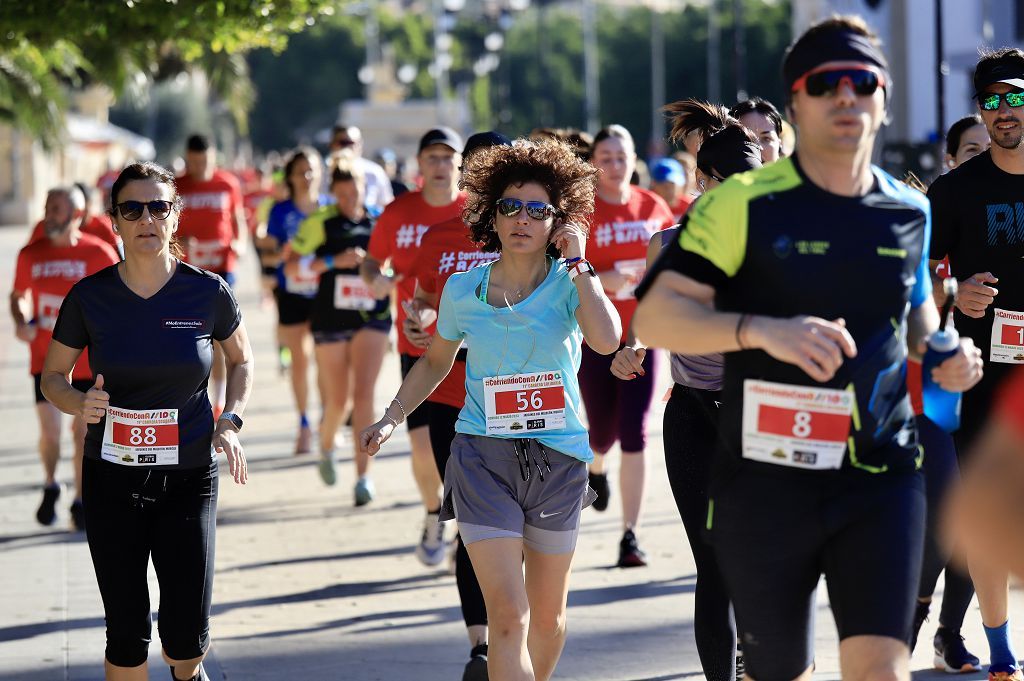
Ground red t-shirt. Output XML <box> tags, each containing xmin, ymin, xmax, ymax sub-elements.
<box><xmin>176</xmin><ymin>169</ymin><xmax>244</xmax><ymax>274</ymax></box>
<box><xmin>367</xmin><ymin>191</ymin><xmax>466</xmax><ymax>356</ymax></box>
<box><xmin>997</xmin><ymin>368</ymin><xmax>1024</xmax><ymax>437</ymax></box>
<box><xmin>414</xmin><ymin>217</ymin><xmax>500</xmax><ymax>408</ymax></box>
<box><xmin>587</xmin><ymin>187</ymin><xmax>674</xmax><ymax>340</ymax></box>
<box><xmin>13</xmin><ymin>233</ymin><xmax>119</xmax><ymax>377</ymax></box>
<box><xmin>27</xmin><ymin>216</ymin><xmax>120</xmax><ymax>252</ymax></box>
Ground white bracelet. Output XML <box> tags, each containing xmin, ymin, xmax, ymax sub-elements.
<box><xmin>382</xmin><ymin>413</ymin><xmax>400</xmax><ymax>428</ymax></box>
<box><xmin>391</xmin><ymin>398</ymin><xmax>408</xmax><ymax>422</ymax></box>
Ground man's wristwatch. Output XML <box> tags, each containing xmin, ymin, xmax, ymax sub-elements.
<box><xmin>218</xmin><ymin>411</ymin><xmax>243</xmax><ymax>432</ymax></box>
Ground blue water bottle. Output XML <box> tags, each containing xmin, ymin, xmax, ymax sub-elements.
<box><xmin>922</xmin><ymin>278</ymin><xmax>962</xmax><ymax>433</ymax></box>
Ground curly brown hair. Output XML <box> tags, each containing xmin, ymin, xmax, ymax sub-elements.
<box><xmin>461</xmin><ymin>138</ymin><xmax>598</xmax><ymax>253</ymax></box>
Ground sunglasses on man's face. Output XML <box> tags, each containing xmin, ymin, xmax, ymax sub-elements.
<box><xmin>979</xmin><ymin>90</ymin><xmax>1024</xmax><ymax>111</ymax></box>
<box><xmin>792</xmin><ymin>67</ymin><xmax>885</xmax><ymax>97</ymax></box>
<box><xmin>496</xmin><ymin>197</ymin><xmax>559</xmax><ymax>221</ymax></box>
<box><xmin>116</xmin><ymin>200</ymin><xmax>174</xmax><ymax>221</ymax></box>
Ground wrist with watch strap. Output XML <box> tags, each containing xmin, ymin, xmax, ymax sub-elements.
<box><xmin>218</xmin><ymin>411</ymin><xmax>243</xmax><ymax>432</ymax></box>
<box><xmin>567</xmin><ymin>258</ymin><xmax>596</xmax><ymax>281</ymax></box>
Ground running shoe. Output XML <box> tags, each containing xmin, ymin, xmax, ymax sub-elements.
<box><xmin>933</xmin><ymin>627</ymin><xmax>981</xmax><ymax>673</ymax></box>
<box><xmin>735</xmin><ymin>643</ymin><xmax>744</xmax><ymax>679</ymax></box>
<box><xmin>36</xmin><ymin>484</ymin><xmax>61</xmax><ymax>526</ymax></box>
<box><xmin>588</xmin><ymin>472</ymin><xmax>610</xmax><ymax>512</ymax></box>
<box><xmin>987</xmin><ymin>668</ymin><xmax>1024</xmax><ymax>681</ymax></box>
<box><xmin>294</xmin><ymin>425</ymin><xmax>313</xmax><ymax>455</ymax></box>
<box><xmin>354</xmin><ymin>477</ymin><xmax>375</xmax><ymax>506</ymax></box>
<box><xmin>415</xmin><ymin>514</ymin><xmax>447</xmax><ymax>566</ymax></box>
<box><xmin>168</xmin><ymin>663</ymin><xmax>210</xmax><ymax>681</ymax></box>
<box><xmin>278</xmin><ymin>346</ymin><xmax>291</xmax><ymax>376</ymax></box>
<box><xmin>910</xmin><ymin>599</ymin><xmax>930</xmax><ymax>652</ymax></box>
<box><xmin>318</xmin><ymin>449</ymin><xmax>337</xmax><ymax>486</ymax></box>
<box><xmin>69</xmin><ymin>499</ymin><xmax>85</xmax><ymax>532</ymax></box>
<box><xmin>462</xmin><ymin>643</ymin><xmax>489</xmax><ymax>681</ymax></box>
<box><xmin>617</xmin><ymin>529</ymin><xmax>647</xmax><ymax>568</ymax></box>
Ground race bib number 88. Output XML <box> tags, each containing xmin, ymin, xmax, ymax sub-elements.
<box><xmin>101</xmin><ymin>407</ymin><xmax>179</xmax><ymax>466</ymax></box>
<box><xmin>741</xmin><ymin>379</ymin><xmax>853</xmax><ymax>470</ymax></box>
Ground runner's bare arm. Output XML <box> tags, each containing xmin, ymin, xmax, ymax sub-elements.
<box><xmin>214</xmin><ymin>322</ymin><xmax>254</xmax><ymax>484</ymax></box>
<box><xmin>40</xmin><ymin>340</ymin><xmax>105</xmax><ymax>421</ymax></box>
<box><xmin>359</xmin><ymin>335</ymin><xmax>462</xmax><ymax>455</ymax></box>
<box><xmin>907</xmin><ymin>297</ymin><xmax>940</xmax><ymax>361</ymax></box>
<box><xmin>635</xmin><ymin>270</ymin><xmax>858</xmax><ymax>383</ymax></box>
<box><xmin>231</xmin><ymin>202</ymin><xmax>249</xmax><ymax>254</ymax></box>
<box><xmin>574</xmin><ymin>271</ymin><xmax>621</xmax><ymax>355</ymax></box>
<box><xmin>359</xmin><ymin>255</ymin><xmax>400</xmax><ymax>299</ymax></box>
<box><xmin>9</xmin><ymin>289</ymin><xmax>35</xmax><ymax>342</ymax></box>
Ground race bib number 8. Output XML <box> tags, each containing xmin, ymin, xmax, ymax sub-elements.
<box><xmin>741</xmin><ymin>380</ymin><xmax>853</xmax><ymax>470</ymax></box>
<box><xmin>990</xmin><ymin>309</ymin><xmax>1024</xmax><ymax>364</ymax></box>
<box><xmin>483</xmin><ymin>372</ymin><xmax>566</xmax><ymax>435</ymax></box>
<box><xmin>101</xmin><ymin>407</ymin><xmax>179</xmax><ymax>466</ymax></box>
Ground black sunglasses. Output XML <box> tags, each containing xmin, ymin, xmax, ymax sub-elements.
<box><xmin>979</xmin><ymin>90</ymin><xmax>1024</xmax><ymax>111</ymax></box>
<box><xmin>496</xmin><ymin>197</ymin><xmax>559</xmax><ymax>221</ymax></box>
<box><xmin>116</xmin><ymin>200</ymin><xmax>174</xmax><ymax>221</ymax></box>
<box><xmin>793</xmin><ymin>67</ymin><xmax>885</xmax><ymax>97</ymax></box>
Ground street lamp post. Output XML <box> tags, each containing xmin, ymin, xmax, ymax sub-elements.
<box><xmin>582</xmin><ymin>0</ymin><xmax>600</xmax><ymax>133</ymax></box>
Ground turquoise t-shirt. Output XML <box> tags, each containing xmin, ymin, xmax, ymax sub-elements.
<box><xmin>436</xmin><ymin>259</ymin><xmax>592</xmax><ymax>462</ymax></box>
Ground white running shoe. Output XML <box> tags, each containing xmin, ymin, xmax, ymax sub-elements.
<box><xmin>415</xmin><ymin>513</ymin><xmax>448</xmax><ymax>566</ymax></box>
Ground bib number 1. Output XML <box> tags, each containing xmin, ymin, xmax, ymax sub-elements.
<box><xmin>990</xmin><ymin>308</ymin><xmax>1024</xmax><ymax>364</ymax></box>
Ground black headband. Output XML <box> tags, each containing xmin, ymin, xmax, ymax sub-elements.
<box><xmin>782</xmin><ymin>28</ymin><xmax>889</xmax><ymax>93</ymax></box>
<box><xmin>697</xmin><ymin>126</ymin><xmax>763</xmax><ymax>179</ymax></box>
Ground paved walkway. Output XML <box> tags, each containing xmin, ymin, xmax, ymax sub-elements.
<box><xmin>0</xmin><ymin>222</ymin><xmax>1017</xmax><ymax>680</ymax></box>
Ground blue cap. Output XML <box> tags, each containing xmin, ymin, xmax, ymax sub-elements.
<box><xmin>650</xmin><ymin>158</ymin><xmax>685</xmax><ymax>185</ymax></box>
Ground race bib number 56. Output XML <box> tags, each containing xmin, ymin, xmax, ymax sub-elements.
<box><xmin>741</xmin><ymin>380</ymin><xmax>852</xmax><ymax>470</ymax></box>
<box><xmin>101</xmin><ymin>407</ymin><xmax>179</xmax><ymax>466</ymax></box>
<box><xmin>483</xmin><ymin>372</ymin><xmax>566</xmax><ymax>434</ymax></box>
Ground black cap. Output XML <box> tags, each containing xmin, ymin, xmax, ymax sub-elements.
<box><xmin>418</xmin><ymin>127</ymin><xmax>463</xmax><ymax>153</ymax></box>
<box><xmin>974</xmin><ymin>52</ymin><xmax>1024</xmax><ymax>97</ymax></box>
<box><xmin>463</xmin><ymin>131</ymin><xmax>511</xmax><ymax>158</ymax></box>
<box><xmin>186</xmin><ymin>134</ymin><xmax>211</xmax><ymax>152</ymax></box>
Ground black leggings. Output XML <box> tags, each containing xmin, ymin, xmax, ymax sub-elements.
<box><xmin>83</xmin><ymin>457</ymin><xmax>218</xmax><ymax>667</ymax></box>
<box><xmin>429</xmin><ymin>401</ymin><xmax>487</xmax><ymax>629</ymax></box>
<box><xmin>917</xmin><ymin>414</ymin><xmax>974</xmax><ymax>631</ymax></box>
<box><xmin>663</xmin><ymin>385</ymin><xmax>736</xmax><ymax>681</ymax></box>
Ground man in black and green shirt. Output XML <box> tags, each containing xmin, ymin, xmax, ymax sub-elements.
<box><xmin>635</xmin><ymin>15</ymin><xmax>983</xmax><ymax>680</ymax></box>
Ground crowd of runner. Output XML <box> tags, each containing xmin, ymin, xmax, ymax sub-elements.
<box><xmin>9</xmin><ymin>13</ymin><xmax>1024</xmax><ymax>681</ymax></box>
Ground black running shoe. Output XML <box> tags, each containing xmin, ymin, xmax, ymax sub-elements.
<box><xmin>463</xmin><ymin>643</ymin><xmax>488</xmax><ymax>681</ymax></box>
<box><xmin>588</xmin><ymin>472</ymin><xmax>610</xmax><ymax>512</ymax></box>
<box><xmin>617</xmin><ymin>529</ymin><xmax>647</xmax><ymax>568</ymax></box>
<box><xmin>36</xmin><ymin>484</ymin><xmax>60</xmax><ymax>526</ymax></box>
<box><xmin>910</xmin><ymin>599</ymin><xmax>930</xmax><ymax>652</ymax></box>
<box><xmin>933</xmin><ymin>627</ymin><xmax>981</xmax><ymax>673</ymax></box>
<box><xmin>735</xmin><ymin>642</ymin><xmax>745</xmax><ymax>679</ymax></box>
<box><xmin>169</xmin><ymin>663</ymin><xmax>210</xmax><ymax>681</ymax></box>
<box><xmin>69</xmin><ymin>499</ymin><xmax>85</xmax><ymax>532</ymax></box>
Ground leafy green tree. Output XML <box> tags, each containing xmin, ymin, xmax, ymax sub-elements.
<box><xmin>0</xmin><ymin>0</ymin><xmax>337</xmax><ymax>148</ymax></box>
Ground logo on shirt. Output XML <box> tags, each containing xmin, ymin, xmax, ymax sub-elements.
<box><xmin>438</xmin><ymin>251</ymin><xmax>499</xmax><ymax>274</ymax></box>
<box><xmin>396</xmin><ymin>224</ymin><xmax>429</xmax><ymax>248</ymax></box>
<box><xmin>163</xmin><ymin>319</ymin><xmax>204</xmax><ymax>329</ymax></box>
<box><xmin>986</xmin><ymin>202</ymin><xmax>1024</xmax><ymax>246</ymax></box>
<box><xmin>593</xmin><ymin>220</ymin><xmax>661</xmax><ymax>248</ymax></box>
<box><xmin>183</xmin><ymin>192</ymin><xmax>230</xmax><ymax>210</ymax></box>
<box><xmin>31</xmin><ymin>260</ymin><xmax>87</xmax><ymax>280</ymax></box>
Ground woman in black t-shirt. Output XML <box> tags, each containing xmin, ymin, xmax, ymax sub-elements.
<box><xmin>41</xmin><ymin>161</ymin><xmax>253</xmax><ymax>681</ymax></box>
<box><xmin>286</xmin><ymin>153</ymin><xmax>390</xmax><ymax>503</ymax></box>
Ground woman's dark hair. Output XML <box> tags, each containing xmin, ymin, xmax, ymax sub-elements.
<box><xmin>590</xmin><ymin>124</ymin><xmax>635</xmax><ymax>155</ymax></box>
<box><xmin>664</xmin><ymin>99</ymin><xmax>759</xmax><ymax>178</ymax></box>
<box><xmin>109</xmin><ymin>161</ymin><xmax>185</xmax><ymax>259</ymax></box>
<box><xmin>945</xmin><ymin>114</ymin><xmax>984</xmax><ymax>157</ymax></box>
<box><xmin>461</xmin><ymin>138</ymin><xmax>598</xmax><ymax>253</ymax></box>
<box><xmin>283</xmin><ymin>146</ymin><xmax>321</xmax><ymax>199</ymax></box>
<box><xmin>729</xmin><ymin>97</ymin><xmax>784</xmax><ymax>134</ymax></box>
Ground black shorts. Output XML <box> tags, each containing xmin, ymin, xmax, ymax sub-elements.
<box><xmin>400</xmin><ymin>353</ymin><xmax>432</xmax><ymax>430</ymax></box>
<box><xmin>274</xmin><ymin>287</ymin><xmax>314</xmax><ymax>326</ymax></box>
<box><xmin>312</xmin><ymin>317</ymin><xmax>391</xmax><ymax>345</ymax></box>
<box><xmin>710</xmin><ymin>466</ymin><xmax>925</xmax><ymax>680</ymax></box>
<box><xmin>33</xmin><ymin>373</ymin><xmax>93</xmax><ymax>404</ymax></box>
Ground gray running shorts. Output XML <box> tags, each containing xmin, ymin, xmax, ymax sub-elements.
<box><xmin>440</xmin><ymin>434</ymin><xmax>597</xmax><ymax>554</ymax></box>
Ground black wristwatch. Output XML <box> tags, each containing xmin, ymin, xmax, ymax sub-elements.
<box><xmin>218</xmin><ymin>411</ymin><xmax>243</xmax><ymax>432</ymax></box>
